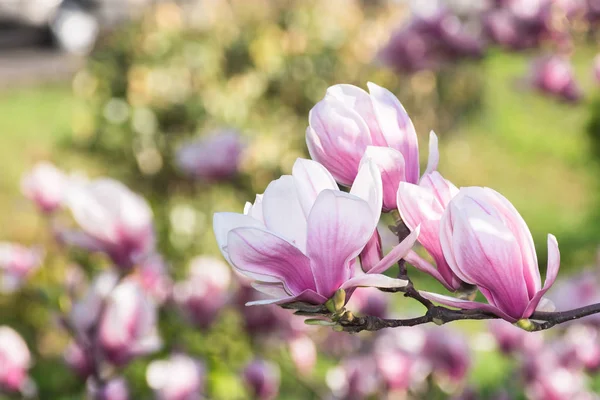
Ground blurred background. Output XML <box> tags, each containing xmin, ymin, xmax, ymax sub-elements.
<box><xmin>2</xmin><ymin>0</ymin><xmax>600</xmax><ymax>398</ymax></box>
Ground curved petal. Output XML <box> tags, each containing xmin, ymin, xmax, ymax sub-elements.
<box><xmin>367</xmin><ymin>82</ymin><xmax>419</xmax><ymax>184</ymax></box>
<box><xmin>307</xmin><ymin>97</ymin><xmax>373</xmax><ymax>185</ymax></box>
<box><xmin>423</xmin><ymin>131</ymin><xmax>439</xmax><ymax>177</ymax></box>
<box><xmin>306</xmin><ymin>190</ymin><xmax>375</xmax><ymax>298</ymax></box>
<box><xmin>369</xmin><ymin>225</ymin><xmax>420</xmax><ymax>275</ymax></box>
<box><xmin>419</xmin><ymin>291</ymin><xmax>516</xmax><ymax>322</ymax></box>
<box><xmin>326</xmin><ymin>84</ymin><xmax>387</xmax><ymax>146</ymax></box>
<box><xmin>397</xmin><ymin>182</ymin><xmax>443</xmax><ymax>231</ymax></box>
<box><xmin>213</xmin><ymin>212</ymin><xmax>264</xmax><ymax>262</ymax></box>
<box><xmin>246</xmin><ymin>289</ymin><xmax>327</xmax><ymax>306</ymax></box>
<box><xmin>361</xmin><ymin>146</ymin><xmax>406</xmax><ymax>212</ymax></box>
<box><xmin>405</xmin><ymin>251</ymin><xmax>456</xmax><ymax>292</ymax></box>
<box><xmin>251</xmin><ymin>282</ymin><xmax>291</xmax><ymax>298</ymax></box>
<box><xmin>523</xmin><ymin>234</ymin><xmax>561</xmax><ymax>318</ymax></box>
<box><xmin>341</xmin><ymin>273</ymin><xmax>408</xmax><ymax>290</ymax></box>
<box><xmin>262</xmin><ymin>176</ymin><xmax>308</xmax><ymax>252</ymax></box>
<box><xmin>292</xmin><ymin>158</ymin><xmax>338</xmax><ymax>217</ymax></box>
<box><xmin>443</xmin><ymin>199</ymin><xmax>531</xmax><ymax>320</ymax></box>
<box><xmin>227</xmin><ymin>227</ymin><xmax>316</xmax><ymax>294</ymax></box>
<box><xmin>349</xmin><ymin>158</ymin><xmax>383</xmax><ymax>229</ymax></box>
<box><xmin>419</xmin><ymin>171</ymin><xmax>459</xmax><ymax>206</ymax></box>
<box><xmin>244</xmin><ymin>194</ymin><xmax>265</xmax><ymax>223</ymax></box>
<box><xmin>359</xmin><ymin>230</ymin><xmax>383</xmax><ymax>273</ymax></box>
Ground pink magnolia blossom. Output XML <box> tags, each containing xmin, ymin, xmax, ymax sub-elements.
<box><xmin>0</xmin><ymin>326</ymin><xmax>31</xmax><ymax>393</ymax></box>
<box><xmin>327</xmin><ymin>356</ymin><xmax>380</xmax><ymax>399</ymax></box>
<box><xmin>98</xmin><ymin>280</ymin><xmax>162</xmax><ymax>366</ymax></box>
<box><xmin>173</xmin><ymin>256</ymin><xmax>231</xmax><ymax>329</ymax></box>
<box><xmin>176</xmin><ymin>130</ymin><xmax>244</xmax><ymax>181</ymax></box>
<box><xmin>421</xmin><ymin>187</ymin><xmax>560</xmax><ymax>322</ymax></box>
<box><xmin>87</xmin><ymin>377</ymin><xmax>129</xmax><ymax>400</ymax></box>
<box><xmin>146</xmin><ymin>354</ymin><xmax>205</xmax><ymax>400</ymax></box>
<box><xmin>63</xmin><ymin>341</ymin><xmax>93</xmax><ymax>378</ymax></box>
<box><xmin>306</xmin><ymin>83</ymin><xmax>438</xmax><ymax>211</ymax></box>
<box><xmin>421</xmin><ymin>327</ymin><xmax>471</xmax><ymax>384</ymax></box>
<box><xmin>65</xmin><ymin>178</ymin><xmax>155</xmax><ymax>269</ymax></box>
<box><xmin>21</xmin><ymin>161</ymin><xmax>68</xmax><ymax>214</ymax></box>
<box><xmin>213</xmin><ymin>158</ymin><xmax>419</xmax><ymax>306</ymax></box>
<box><xmin>242</xmin><ymin>359</ymin><xmax>280</xmax><ymax>400</ymax></box>
<box><xmin>397</xmin><ymin>171</ymin><xmax>464</xmax><ymax>291</ymax></box>
<box><xmin>0</xmin><ymin>243</ymin><xmax>43</xmax><ymax>293</ymax></box>
<box><xmin>529</xmin><ymin>55</ymin><xmax>582</xmax><ymax>103</ymax></box>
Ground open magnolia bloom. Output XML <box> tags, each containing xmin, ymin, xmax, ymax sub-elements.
<box><xmin>213</xmin><ymin>158</ymin><xmax>419</xmax><ymax>306</ymax></box>
<box><xmin>396</xmin><ymin>171</ymin><xmax>465</xmax><ymax>291</ymax></box>
<box><xmin>420</xmin><ymin>187</ymin><xmax>560</xmax><ymax>322</ymax></box>
<box><xmin>307</xmin><ymin>83</ymin><xmax>439</xmax><ymax>211</ymax></box>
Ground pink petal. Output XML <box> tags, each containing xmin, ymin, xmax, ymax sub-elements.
<box><xmin>306</xmin><ymin>190</ymin><xmax>375</xmax><ymax>298</ymax></box>
<box><xmin>251</xmin><ymin>282</ymin><xmax>291</xmax><ymax>298</ymax></box>
<box><xmin>349</xmin><ymin>158</ymin><xmax>383</xmax><ymax>228</ymax></box>
<box><xmin>341</xmin><ymin>273</ymin><xmax>408</xmax><ymax>291</ymax></box>
<box><xmin>423</xmin><ymin>131</ymin><xmax>439</xmax><ymax>177</ymax></box>
<box><xmin>405</xmin><ymin>251</ymin><xmax>456</xmax><ymax>291</ymax></box>
<box><xmin>262</xmin><ymin>176</ymin><xmax>308</xmax><ymax>252</ymax></box>
<box><xmin>246</xmin><ymin>289</ymin><xmax>327</xmax><ymax>306</ymax></box>
<box><xmin>397</xmin><ymin>182</ymin><xmax>443</xmax><ymax>231</ymax></box>
<box><xmin>368</xmin><ymin>226</ymin><xmax>420</xmax><ymax>275</ymax></box>
<box><xmin>443</xmin><ymin>198</ymin><xmax>531</xmax><ymax>320</ymax></box>
<box><xmin>227</xmin><ymin>227</ymin><xmax>316</xmax><ymax>295</ymax></box>
<box><xmin>367</xmin><ymin>82</ymin><xmax>419</xmax><ymax>184</ymax></box>
<box><xmin>307</xmin><ymin>97</ymin><xmax>373</xmax><ymax>186</ymax></box>
<box><xmin>359</xmin><ymin>230</ymin><xmax>383</xmax><ymax>273</ymax></box>
<box><xmin>291</xmin><ymin>159</ymin><xmax>338</xmax><ymax>218</ymax></box>
<box><xmin>213</xmin><ymin>212</ymin><xmax>264</xmax><ymax>262</ymax></box>
<box><xmin>523</xmin><ymin>234</ymin><xmax>561</xmax><ymax>318</ymax></box>
<box><xmin>419</xmin><ymin>291</ymin><xmax>516</xmax><ymax>322</ymax></box>
<box><xmin>419</xmin><ymin>171</ymin><xmax>459</xmax><ymax>206</ymax></box>
<box><xmin>361</xmin><ymin>146</ymin><xmax>406</xmax><ymax>212</ymax></box>
<box><xmin>326</xmin><ymin>84</ymin><xmax>387</xmax><ymax>145</ymax></box>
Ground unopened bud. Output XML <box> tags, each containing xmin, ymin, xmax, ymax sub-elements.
<box><xmin>515</xmin><ymin>319</ymin><xmax>536</xmax><ymax>332</ymax></box>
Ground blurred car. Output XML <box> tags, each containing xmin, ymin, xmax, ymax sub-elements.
<box><xmin>0</xmin><ymin>0</ymin><xmax>151</xmax><ymax>54</ymax></box>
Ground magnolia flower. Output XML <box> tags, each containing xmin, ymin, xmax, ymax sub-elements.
<box><xmin>63</xmin><ymin>341</ymin><xmax>93</xmax><ymax>378</ymax></box>
<box><xmin>65</xmin><ymin>178</ymin><xmax>155</xmax><ymax>269</ymax></box>
<box><xmin>529</xmin><ymin>55</ymin><xmax>581</xmax><ymax>103</ymax></box>
<box><xmin>421</xmin><ymin>327</ymin><xmax>471</xmax><ymax>383</ymax></box>
<box><xmin>397</xmin><ymin>171</ymin><xmax>464</xmax><ymax>291</ymax></box>
<box><xmin>21</xmin><ymin>161</ymin><xmax>68</xmax><ymax>214</ymax></box>
<box><xmin>173</xmin><ymin>256</ymin><xmax>231</xmax><ymax>329</ymax></box>
<box><xmin>242</xmin><ymin>359</ymin><xmax>280</xmax><ymax>400</ymax></box>
<box><xmin>421</xmin><ymin>187</ymin><xmax>560</xmax><ymax>322</ymax></box>
<box><xmin>327</xmin><ymin>356</ymin><xmax>380</xmax><ymax>399</ymax></box>
<box><xmin>306</xmin><ymin>82</ymin><xmax>438</xmax><ymax>211</ymax></box>
<box><xmin>0</xmin><ymin>326</ymin><xmax>31</xmax><ymax>393</ymax></box>
<box><xmin>176</xmin><ymin>130</ymin><xmax>244</xmax><ymax>181</ymax></box>
<box><xmin>98</xmin><ymin>280</ymin><xmax>161</xmax><ymax>366</ymax></box>
<box><xmin>87</xmin><ymin>377</ymin><xmax>129</xmax><ymax>400</ymax></box>
<box><xmin>146</xmin><ymin>354</ymin><xmax>205</xmax><ymax>400</ymax></box>
<box><xmin>0</xmin><ymin>243</ymin><xmax>43</xmax><ymax>293</ymax></box>
<box><xmin>213</xmin><ymin>158</ymin><xmax>418</xmax><ymax>306</ymax></box>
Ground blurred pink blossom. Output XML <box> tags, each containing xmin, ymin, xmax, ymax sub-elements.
<box><xmin>65</xmin><ymin>178</ymin><xmax>155</xmax><ymax>269</ymax></box>
<box><xmin>63</xmin><ymin>341</ymin><xmax>94</xmax><ymax>378</ymax></box>
<box><xmin>421</xmin><ymin>327</ymin><xmax>471</xmax><ymax>384</ymax></box>
<box><xmin>327</xmin><ymin>356</ymin><xmax>380</xmax><ymax>399</ymax></box>
<box><xmin>87</xmin><ymin>377</ymin><xmax>129</xmax><ymax>400</ymax></box>
<box><xmin>98</xmin><ymin>280</ymin><xmax>162</xmax><ymax>366</ymax></box>
<box><xmin>345</xmin><ymin>287</ymin><xmax>388</xmax><ymax>318</ymax></box>
<box><xmin>488</xmin><ymin>319</ymin><xmax>544</xmax><ymax>355</ymax></box>
<box><xmin>242</xmin><ymin>359</ymin><xmax>280</xmax><ymax>400</ymax></box>
<box><xmin>173</xmin><ymin>256</ymin><xmax>231</xmax><ymax>329</ymax></box>
<box><xmin>0</xmin><ymin>326</ymin><xmax>31</xmax><ymax>393</ymax></box>
<box><xmin>134</xmin><ymin>254</ymin><xmax>172</xmax><ymax>304</ymax></box>
<box><xmin>146</xmin><ymin>354</ymin><xmax>205</xmax><ymax>400</ymax></box>
<box><xmin>288</xmin><ymin>336</ymin><xmax>317</xmax><ymax>376</ymax></box>
<box><xmin>0</xmin><ymin>243</ymin><xmax>43</xmax><ymax>293</ymax></box>
<box><xmin>21</xmin><ymin>161</ymin><xmax>68</xmax><ymax>214</ymax></box>
<box><xmin>530</xmin><ymin>55</ymin><xmax>582</xmax><ymax>103</ymax></box>
<box><xmin>176</xmin><ymin>130</ymin><xmax>244</xmax><ymax>181</ymax></box>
